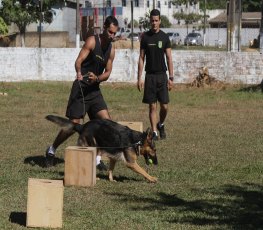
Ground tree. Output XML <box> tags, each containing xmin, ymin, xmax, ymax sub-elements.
<box><xmin>0</xmin><ymin>0</ymin><xmax>60</xmax><ymax>47</ymax></box>
<box><xmin>242</xmin><ymin>0</ymin><xmax>261</xmax><ymax>12</ymax></box>
<box><xmin>139</xmin><ymin>11</ymin><xmax>150</xmax><ymax>31</ymax></box>
<box><xmin>259</xmin><ymin>0</ymin><xmax>263</xmax><ymax>53</ymax></box>
<box><xmin>173</xmin><ymin>12</ymin><xmax>202</xmax><ymax>24</ymax></box>
<box><xmin>172</xmin><ymin>0</ymin><xmax>197</xmax><ymax>5</ymax></box>
<box><xmin>139</xmin><ymin>11</ymin><xmax>172</xmax><ymax>30</ymax></box>
<box><xmin>0</xmin><ymin>17</ymin><xmax>8</xmax><ymax>35</ymax></box>
<box><xmin>160</xmin><ymin>15</ymin><xmax>172</xmax><ymax>28</ymax></box>
<box><xmin>173</xmin><ymin>0</ymin><xmax>261</xmax><ymax>11</ymax></box>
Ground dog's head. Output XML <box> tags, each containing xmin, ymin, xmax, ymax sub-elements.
<box><xmin>140</xmin><ymin>128</ymin><xmax>158</xmax><ymax>165</ymax></box>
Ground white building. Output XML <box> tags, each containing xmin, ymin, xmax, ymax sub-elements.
<box><xmin>24</xmin><ymin>0</ymin><xmax>201</xmax><ymax>43</ymax></box>
<box><xmin>82</xmin><ymin>0</ymin><xmax>200</xmax><ymax>28</ymax></box>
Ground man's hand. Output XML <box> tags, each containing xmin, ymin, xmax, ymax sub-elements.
<box><xmin>76</xmin><ymin>72</ymin><xmax>83</xmax><ymax>81</ymax></box>
<box><xmin>168</xmin><ymin>79</ymin><xmax>173</xmax><ymax>91</ymax></box>
<box><xmin>87</xmin><ymin>72</ymin><xmax>98</xmax><ymax>84</ymax></box>
<box><xmin>137</xmin><ymin>79</ymin><xmax>144</xmax><ymax>91</ymax></box>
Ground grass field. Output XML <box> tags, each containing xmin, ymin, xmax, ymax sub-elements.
<box><xmin>0</xmin><ymin>82</ymin><xmax>263</xmax><ymax>230</ymax></box>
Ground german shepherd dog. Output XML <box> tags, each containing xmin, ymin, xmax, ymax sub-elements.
<box><xmin>46</xmin><ymin>115</ymin><xmax>158</xmax><ymax>183</ymax></box>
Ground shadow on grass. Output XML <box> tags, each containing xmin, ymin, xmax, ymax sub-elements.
<box><xmin>9</xmin><ymin>212</ymin><xmax>26</xmax><ymax>226</ymax></box>
<box><xmin>97</xmin><ymin>172</ymin><xmax>140</xmax><ymax>182</ymax></box>
<box><xmin>106</xmin><ymin>183</ymin><xmax>263</xmax><ymax>229</ymax></box>
<box><xmin>24</xmin><ymin>155</ymin><xmax>64</xmax><ymax>168</ymax></box>
<box><xmin>238</xmin><ymin>80</ymin><xmax>263</xmax><ymax>93</ymax></box>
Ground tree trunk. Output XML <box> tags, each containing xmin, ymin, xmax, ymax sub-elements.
<box><xmin>260</xmin><ymin>0</ymin><xmax>263</xmax><ymax>54</ymax></box>
<box><xmin>19</xmin><ymin>25</ymin><xmax>26</xmax><ymax>47</ymax></box>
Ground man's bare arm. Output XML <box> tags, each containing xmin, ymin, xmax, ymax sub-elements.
<box><xmin>75</xmin><ymin>36</ymin><xmax>95</xmax><ymax>80</ymax></box>
<box><xmin>137</xmin><ymin>49</ymin><xmax>145</xmax><ymax>91</ymax></box>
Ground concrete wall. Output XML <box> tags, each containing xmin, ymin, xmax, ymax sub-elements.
<box><xmin>0</xmin><ymin>48</ymin><xmax>262</xmax><ymax>84</ymax></box>
<box><xmin>15</xmin><ymin>32</ymin><xmax>70</xmax><ymax>48</ymax></box>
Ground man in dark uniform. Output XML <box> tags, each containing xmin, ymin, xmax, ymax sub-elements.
<box><xmin>137</xmin><ymin>9</ymin><xmax>174</xmax><ymax>140</ymax></box>
<box><xmin>46</xmin><ymin>16</ymin><xmax>119</xmax><ymax>168</ymax></box>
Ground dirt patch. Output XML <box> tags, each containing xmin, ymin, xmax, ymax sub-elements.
<box><xmin>112</xmin><ymin>39</ymin><xmax>140</xmax><ymax>49</ymax></box>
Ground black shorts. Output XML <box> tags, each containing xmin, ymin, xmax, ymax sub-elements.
<box><xmin>143</xmin><ymin>73</ymin><xmax>169</xmax><ymax>104</ymax></box>
<box><xmin>65</xmin><ymin>80</ymin><xmax>107</xmax><ymax>120</ymax></box>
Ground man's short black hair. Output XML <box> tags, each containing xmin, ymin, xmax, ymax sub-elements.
<box><xmin>150</xmin><ymin>9</ymin><xmax>160</xmax><ymax>18</ymax></box>
<box><xmin>104</xmin><ymin>16</ymin><xmax>119</xmax><ymax>28</ymax></box>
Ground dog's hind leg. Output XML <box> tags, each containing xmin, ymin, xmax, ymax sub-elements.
<box><xmin>108</xmin><ymin>158</ymin><xmax>117</xmax><ymax>182</ymax></box>
<box><xmin>126</xmin><ymin>162</ymin><xmax>157</xmax><ymax>183</ymax></box>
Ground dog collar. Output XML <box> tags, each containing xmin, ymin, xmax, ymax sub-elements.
<box><xmin>133</xmin><ymin>141</ymin><xmax>142</xmax><ymax>156</ymax></box>
<box><xmin>134</xmin><ymin>141</ymin><xmax>142</xmax><ymax>146</ymax></box>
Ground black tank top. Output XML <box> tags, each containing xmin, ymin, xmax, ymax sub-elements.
<box><xmin>81</xmin><ymin>35</ymin><xmax>112</xmax><ymax>76</ymax></box>
<box><xmin>78</xmin><ymin>34</ymin><xmax>112</xmax><ymax>99</ymax></box>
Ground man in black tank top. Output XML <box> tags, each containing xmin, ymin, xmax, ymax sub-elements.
<box><xmin>137</xmin><ymin>9</ymin><xmax>174</xmax><ymax>141</ymax></box>
<box><xmin>45</xmin><ymin>16</ymin><xmax>119</xmax><ymax>168</ymax></box>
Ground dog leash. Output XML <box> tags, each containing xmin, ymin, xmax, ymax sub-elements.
<box><xmin>94</xmin><ymin>141</ymin><xmax>142</xmax><ymax>149</ymax></box>
<box><xmin>78</xmin><ymin>80</ymin><xmax>86</xmax><ymax>123</ymax></box>
<box><xmin>77</xmin><ymin>72</ymin><xmax>91</xmax><ymax>123</ymax></box>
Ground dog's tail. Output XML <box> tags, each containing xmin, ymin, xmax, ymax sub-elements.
<box><xmin>45</xmin><ymin>115</ymin><xmax>82</xmax><ymax>133</ymax></box>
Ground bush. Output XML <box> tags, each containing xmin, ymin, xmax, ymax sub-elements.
<box><xmin>160</xmin><ymin>15</ymin><xmax>171</xmax><ymax>28</ymax></box>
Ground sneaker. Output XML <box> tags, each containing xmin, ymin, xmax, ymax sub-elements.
<box><xmin>152</xmin><ymin>131</ymin><xmax>159</xmax><ymax>141</ymax></box>
<box><xmin>96</xmin><ymin>160</ymin><xmax>108</xmax><ymax>171</ymax></box>
<box><xmin>157</xmin><ymin>123</ymin><xmax>166</xmax><ymax>140</ymax></box>
<box><xmin>45</xmin><ymin>146</ymin><xmax>55</xmax><ymax>167</ymax></box>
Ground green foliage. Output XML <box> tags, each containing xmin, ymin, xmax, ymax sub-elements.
<box><xmin>199</xmin><ymin>0</ymin><xmax>226</xmax><ymax>10</ymax></box>
<box><xmin>173</xmin><ymin>0</ymin><xmax>197</xmax><ymax>5</ymax></box>
<box><xmin>242</xmin><ymin>0</ymin><xmax>261</xmax><ymax>12</ymax></box>
<box><xmin>0</xmin><ymin>17</ymin><xmax>8</xmax><ymax>35</ymax></box>
<box><xmin>139</xmin><ymin>10</ymin><xmax>150</xmax><ymax>30</ymax></box>
<box><xmin>139</xmin><ymin>12</ymin><xmax>172</xmax><ymax>29</ymax></box>
<box><xmin>160</xmin><ymin>15</ymin><xmax>171</xmax><ymax>28</ymax></box>
<box><xmin>173</xmin><ymin>12</ymin><xmax>202</xmax><ymax>24</ymax></box>
<box><xmin>128</xmin><ymin>19</ymin><xmax>139</xmax><ymax>28</ymax></box>
<box><xmin>0</xmin><ymin>0</ymin><xmax>60</xmax><ymax>34</ymax></box>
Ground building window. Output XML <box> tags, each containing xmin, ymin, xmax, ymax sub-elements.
<box><xmin>122</xmin><ymin>0</ymin><xmax>126</xmax><ymax>7</ymax></box>
<box><xmin>147</xmin><ymin>0</ymin><xmax>149</xmax><ymax>8</ymax></box>
<box><xmin>168</xmin><ymin>1</ymin><xmax>171</xmax><ymax>8</ymax></box>
<box><xmin>134</xmin><ymin>0</ymin><xmax>139</xmax><ymax>7</ymax></box>
<box><xmin>157</xmin><ymin>1</ymin><xmax>160</xmax><ymax>8</ymax></box>
<box><xmin>85</xmin><ymin>1</ymin><xmax>92</xmax><ymax>8</ymax></box>
<box><xmin>106</xmin><ymin>0</ymin><xmax>111</xmax><ymax>7</ymax></box>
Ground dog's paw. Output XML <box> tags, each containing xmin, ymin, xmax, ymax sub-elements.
<box><xmin>148</xmin><ymin>176</ymin><xmax>158</xmax><ymax>183</ymax></box>
<box><xmin>109</xmin><ymin>176</ymin><xmax>117</xmax><ymax>182</ymax></box>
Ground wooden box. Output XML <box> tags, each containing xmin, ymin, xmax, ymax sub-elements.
<box><xmin>64</xmin><ymin>146</ymin><xmax>97</xmax><ymax>187</ymax></box>
<box><xmin>118</xmin><ymin>121</ymin><xmax>143</xmax><ymax>132</ymax></box>
<box><xmin>26</xmin><ymin>178</ymin><xmax>64</xmax><ymax>228</ymax></box>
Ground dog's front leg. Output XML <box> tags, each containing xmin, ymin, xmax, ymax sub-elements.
<box><xmin>108</xmin><ymin>158</ymin><xmax>117</xmax><ymax>182</ymax></box>
<box><xmin>126</xmin><ymin>162</ymin><xmax>157</xmax><ymax>183</ymax></box>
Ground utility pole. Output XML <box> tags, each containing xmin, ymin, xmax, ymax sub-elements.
<box><xmin>38</xmin><ymin>0</ymin><xmax>43</xmax><ymax>48</ymax></box>
<box><xmin>227</xmin><ymin>1</ymin><xmax>230</xmax><ymax>51</ymax></box>
<box><xmin>260</xmin><ymin>0</ymin><xmax>263</xmax><ymax>54</ymax></box>
<box><xmin>203</xmin><ymin>0</ymin><xmax>206</xmax><ymax>46</ymax></box>
<box><xmin>227</xmin><ymin>0</ymin><xmax>241</xmax><ymax>52</ymax></box>
<box><xmin>76</xmin><ymin>0</ymin><xmax>80</xmax><ymax>48</ymax></box>
<box><xmin>131</xmin><ymin>0</ymin><xmax>134</xmax><ymax>50</ymax></box>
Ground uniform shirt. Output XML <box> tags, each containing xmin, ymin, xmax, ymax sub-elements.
<box><xmin>140</xmin><ymin>30</ymin><xmax>171</xmax><ymax>74</ymax></box>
